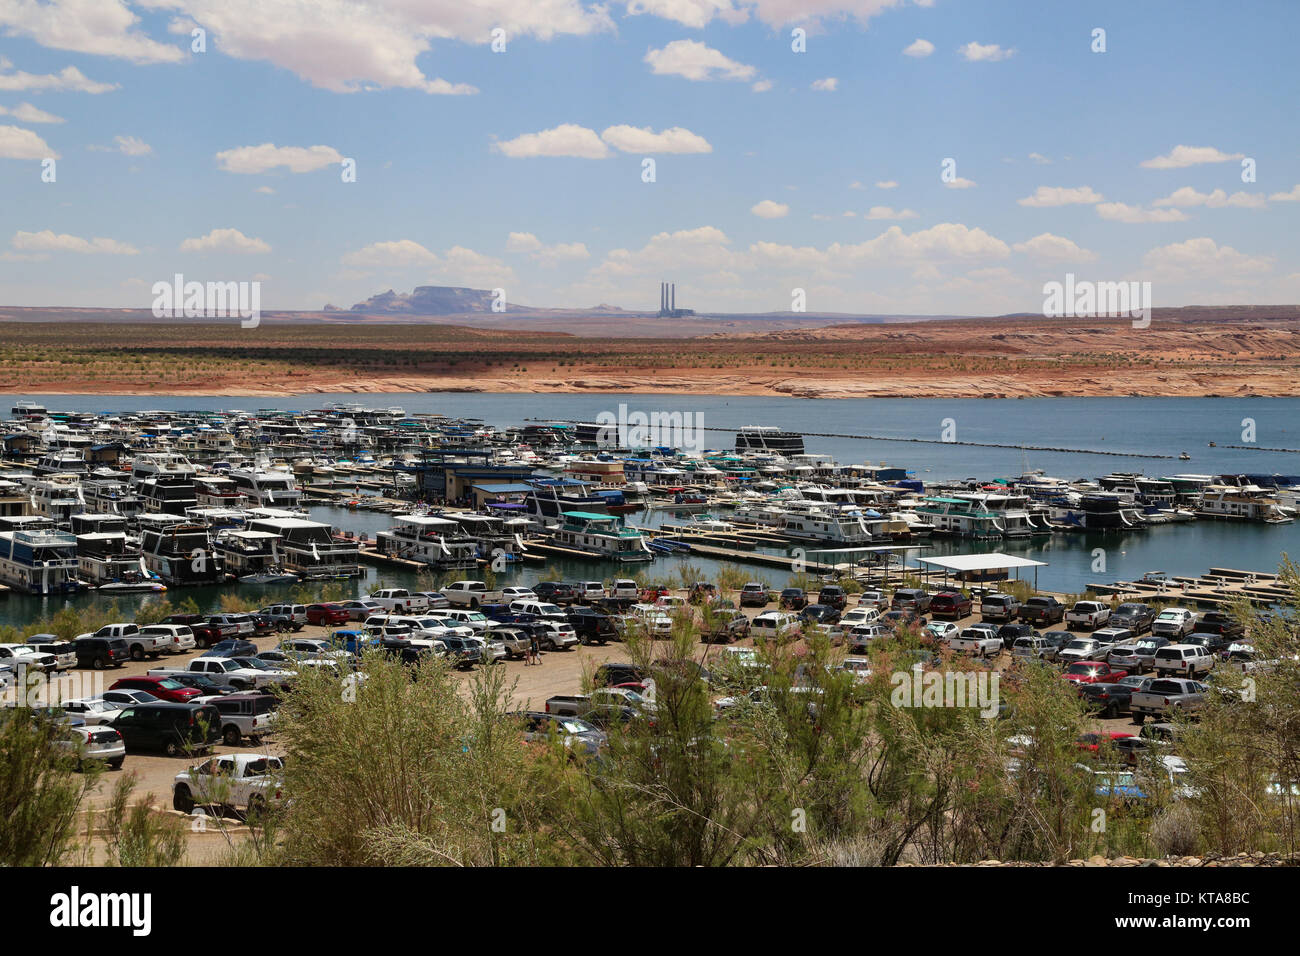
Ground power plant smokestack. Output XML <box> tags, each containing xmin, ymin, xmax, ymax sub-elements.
<box><xmin>671</xmin><ymin>284</ymin><xmax>675</xmax><ymax>312</ymax></box>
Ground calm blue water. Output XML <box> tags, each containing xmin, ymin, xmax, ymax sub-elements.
<box><xmin>2</xmin><ymin>393</ymin><xmax>1298</xmax><ymax>626</ymax></box>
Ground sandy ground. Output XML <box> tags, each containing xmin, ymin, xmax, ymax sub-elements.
<box><xmin>5</xmin><ymin>307</ymin><xmax>1300</xmax><ymax>398</ymax></box>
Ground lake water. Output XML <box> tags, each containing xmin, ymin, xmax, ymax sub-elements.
<box><xmin>3</xmin><ymin>393</ymin><xmax>1299</xmax><ymax>627</ymax></box>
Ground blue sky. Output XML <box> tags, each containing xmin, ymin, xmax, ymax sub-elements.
<box><xmin>1</xmin><ymin>0</ymin><xmax>1297</xmax><ymax>316</ymax></box>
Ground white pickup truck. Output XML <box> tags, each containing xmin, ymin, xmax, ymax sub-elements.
<box><xmin>149</xmin><ymin>657</ymin><xmax>290</xmax><ymax>690</ymax></box>
<box><xmin>949</xmin><ymin>627</ymin><xmax>1001</xmax><ymax>658</ymax></box>
<box><xmin>1065</xmin><ymin>601</ymin><xmax>1111</xmax><ymax>631</ymax></box>
<box><xmin>442</xmin><ymin>580</ymin><xmax>505</xmax><ymax>608</ymax></box>
<box><xmin>76</xmin><ymin>623</ymin><xmax>169</xmax><ymax>662</ymax></box>
<box><xmin>1130</xmin><ymin>677</ymin><xmax>1207</xmax><ymax>722</ymax></box>
<box><xmin>366</xmin><ymin>589</ymin><xmax>430</xmax><ymax>612</ymax></box>
<box><xmin>172</xmin><ymin>753</ymin><xmax>284</xmax><ymax>815</ymax></box>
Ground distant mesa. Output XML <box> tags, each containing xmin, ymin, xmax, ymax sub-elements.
<box><xmin>349</xmin><ymin>286</ymin><xmax>533</xmax><ymax>315</ymax></box>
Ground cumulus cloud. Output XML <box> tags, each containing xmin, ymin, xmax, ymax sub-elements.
<box><xmin>12</xmin><ymin>229</ymin><xmax>138</xmax><ymax>254</ymax></box>
<box><xmin>0</xmin><ymin>124</ymin><xmax>57</xmax><ymax>159</ymax></box>
<box><xmin>811</xmin><ymin>77</ymin><xmax>838</xmax><ymax>91</ymax></box>
<box><xmin>902</xmin><ymin>38</ymin><xmax>934</xmax><ymax>57</ymax></box>
<box><xmin>1270</xmin><ymin>184</ymin><xmax>1300</xmax><ymax>202</ymax></box>
<box><xmin>506</xmin><ymin>231</ymin><xmax>589</xmax><ymax>266</ymax></box>
<box><xmin>1012</xmin><ymin>232</ymin><xmax>1096</xmax><ymax>261</ymax></box>
<box><xmin>494</xmin><ymin>124</ymin><xmax>609</xmax><ymax>159</ymax></box>
<box><xmin>1095</xmin><ymin>202</ymin><xmax>1189</xmax><ymax>223</ymax></box>
<box><xmin>1140</xmin><ymin>145</ymin><xmax>1244</xmax><ymax>169</ymax></box>
<box><xmin>751</xmin><ymin>199</ymin><xmax>789</xmax><ymax>219</ymax></box>
<box><xmin>0</xmin><ymin>102</ymin><xmax>64</xmax><ymax>123</ymax></box>
<box><xmin>944</xmin><ymin>177</ymin><xmax>976</xmax><ymax>189</ymax></box>
<box><xmin>216</xmin><ymin>143</ymin><xmax>344</xmax><ymax>173</ymax></box>
<box><xmin>960</xmin><ymin>42</ymin><xmax>1015</xmax><ymax>62</ymax></box>
<box><xmin>1028</xmin><ymin>152</ymin><xmax>1050</xmax><ymax>164</ymax></box>
<box><xmin>644</xmin><ymin>39</ymin><xmax>756</xmax><ymax>81</ymax></box>
<box><xmin>341</xmin><ymin>239</ymin><xmax>440</xmax><ymax>268</ymax></box>
<box><xmin>600</xmin><ymin>124</ymin><xmax>712</xmax><ymax>154</ymax></box>
<box><xmin>90</xmin><ymin>134</ymin><xmax>152</xmax><ymax>156</ymax></box>
<box><xmin>1152</xmin><ymin>186</ymin><xmax>1267</xmax><ymax>209</ymax></box>
<box><xmin>1017</xmin><ymin>185</ymin><xmax>1103</xmax><ymax>207</ymax></box>
<box><xmin>0</xmin><ymin>64</ymin><xmax>117</xmax><ymax>93</ymax></box>
<box><xmin>1143</xmin><ymin>237</ymin><xmax>1272</xmax><ymax>276</ymax></box>
<box><xmin>179</xmin><ymin>227</ymin><xmax>271</xmax><ymax>254</ymax></box>
<box><xmin>865</xmin><ymin>206</ymin><xmax>917</xmax><ymax>220</ymax></box>
<box><xmin>875</xmin><ymin>180</ymin><xmax>898</xmax><ymax>189</ymax></box>
<box><xmin>0</xmin><ymin>0</ymin><xmax>183</xmax><ymax>64</ymax></box>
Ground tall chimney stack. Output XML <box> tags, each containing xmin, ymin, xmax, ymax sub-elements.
<box><xmin>671</xmin><ymin>283</ymin><xmax>675</xmax><ymax>312</ymax></box>
<box><xmin>660</xmin><ymin>282</ymin><xmax>666</xmax><ymax>312</ymax></box>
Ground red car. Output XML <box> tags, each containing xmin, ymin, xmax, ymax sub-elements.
<box><xmin>928</xmin><ymin>591</ymin><xmax>973</xmax><ymax>620</ymax></box>
<box><xmin>1075</xmin><ymin>731</ymin><xmax>1135</xmax><ymax>754</ymax></box>
<box><xmin>306</xmin><ymin>603</ymin><xmax>350</xmax><ymax>626</ymax></box>
<box><xmin>109</xmin><ymin>675</ymin><xmax>201</xmax><ymax>704</ymax></box>
<box><xmin>1061</xmin><ymin>662</ymin><xmax>1129</xmax><ymax>686</ymax></box>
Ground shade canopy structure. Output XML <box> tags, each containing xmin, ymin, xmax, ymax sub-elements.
<box><xmin>917</xmin><ymin>552</ymin><xmax>1047</xmax><ymax>590</ymax></box>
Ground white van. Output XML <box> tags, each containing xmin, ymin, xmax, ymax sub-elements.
<box><xmin>1153</xmin><ymin>643</ymin><xmax>1214</xmax><ymax>678</ymax></box>
<box><xmin>751</xmin><ymin>611</ymin><xmax>801</xmax><ymax>644</ymax></box>
<box><xmin>508</xmin><ymin>599</ymin><xmax>567</xmax><ymax>622</ymax></box>
<box><xmin>139</xmin><ymin>624</ymin><xmax>196</xmax><ymax>655</ymax></box>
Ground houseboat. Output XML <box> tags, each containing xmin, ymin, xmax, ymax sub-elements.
<box><xmin>213</xmin><ymin>528</ymin><xmax>299</xmax><ymax>582</ymax></box>
<box><xmin>140</xmin><ymin>522</ymin><xmax>224</xmax><ymax>586</ymax></box>
<box><xmin>0</xmin><ymin>528</ymin><xmax>81</xmax><ymax>595</ymax></box>
<box><xmin>735</xmin><ymin>426</ymin><xmax>805</xmax><ymax>455</ymax></box>
<box><xmin>374</xmin><ymin>514</ymin><xmax>479</xmax><ymax>570</ymax></box>
<box><xmin>245</xmin><ymin>515</ymin><xmax>363</xmax><ymax>578</ymax></box>
<box><xmin>913</xmin><ymin>497</ymin><xmax>1004</xmax><ymax>538</ymax></box>
<box><xmin>550</xmin><ymin>511</ymin><xmax>654</xmax><ymax>562</ymax></box>
<box><xmin>228</xmin><ymin>467</ymin><xmax>302</xmax><ymax>509</ymax></box>
<box><xmin>1196</xmin><ymin>485</ymin><xmax>1293</xmax><ymax>523</ymax></box>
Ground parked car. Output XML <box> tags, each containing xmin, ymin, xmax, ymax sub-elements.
<box><xmin>0</xmin><ymin>643</ymin><xmax>57</xmax><ymax>673</ymax></box>
<box><xmin>486</xmin><ymin>626</ymin><xmax>531</xmax><ymax>660</ymax></box>
<box><xmin>980</xmin><ymin>593</ymin><xmax>1021</xmax><ymax>623</ymax></box>
<box><xmin>211</xmin><ymin>693</ymin><xmax>277</xmax><ymax>746</ymax></box>
<box><xmin>996</xmin><ymin>623</ymin><xmax>1039</xmax><ymax>650</ymax></box>
<box><xmin>1061</xmin><ymin>661</ymin><xmax>1129</xmax><ymax>686</ymax></box>
<box><xmin>800</xmin><ymin>603</ymin><xmax>841</xmax><ymax>625</ymax></box>
<box><xmin>949</xmin><ymin>627</ymin><xmax>1001</xmax><ymax>658</ymax></box>
<box><xmin>1195</xmin><ymin>610</ymin><xmax>1245</xmax><ymax>640</ymax></box>
<box><xmin>257</xmin><ymin>604</ymin><xmax>308</xmax><ymax>631</ymax></box>
<box><xmin>751</xmin><ymin>611</ymin><xmax>801</xmax><ymax>644</ymax></box>
<box><xmin>1151</xmin><ymin>608</ymin><xmax>1197</xmax><ymax>640</ymax></box>
<box><xmin>929</xmin><ymin>591</ymin><xmax>972</xmax><ymax>620</ymax></box>
<box><xmin>702</xmin><ymin>608</ymin><xmax>751</xmax><ymax>644</ymax></box>
<box><xmin>24</xmin><ymin>634</ymin><xmax>77</xmax><ymax>670</ymax></box>
<box><xmin>443</xmin><ymin>580</ymin><xmax>506</xmax><ymax>608</ymax></box>
<box><xmin>881</xmin><ymin>608</ymin><xmax>928</xmax><ymax>632</ymax></box>
<box><xmin>1066</xmin><ymin>601</ymin><xmax>1112</xmax><ymax>631</ymax></box>
<box><xmin>60</xmin><ymin>724</ymin><xmax>125</xmax><ymax>771</ymax></box>
<box><xmin>365</xmin><ymin>589</ymin><xmax>426</xmax><ymax>612</ymax></box>
<box><xmin>1019</xmin><ymin>597</ymin><xmax>1065</xmax><ymax>626</ymax></box>
<box><xmin>532</xmin><ymin>581</ymin><xmax>579</xmax><ymax>605</ymax></box>
<box><xmin>109</xmin><ymin>675</ymin><xmax>202</xmax><ymax>704</ymax></box>
<box><xmin>609</xmin><ymin>579</ymin><xmax>639</xmax><ymax>601</ymax></box>
<box><xmin>1011</xmin><ymin>635</ymin><xmax>1056</xmax><ymax>661</ymax></box>
<box><xmin>76</xmin><ymin>623</ymin><xmax>167</xmax><ymax>662</ymax></box>
<box><xmin>1130</xmin><ymin>677</ymin><xmax>1208</xmax><ymax>722</ymax></box>
<box><xmin>739</xmin><ymin>582</ymin><xmax>771</xmax><ymax>607</ymax></box>
<box><xmin>816</xmin><ymin>585</ymin><xmax>847</xmax><ymax>610</ymax></box>
<box><xmin>138</xmin><ymin>624</ymin><xmax>196</xmax><ymax>655</ymax></box>
<box><xmin>857</xmin><ymin>590</ymin><xmax>888</xmax><ymax>611</ymax></box>
<box><xmin>847</xmin><ymin>624</ymin><xmax>891</xmax><ymax>653</ymax></box>
<box><xmin>1109</xmin><ymin>603</ymin><xmax>1155</xmax><ymax>635</ymax></box>
<box><xmin>172</xmin><ymin>753</ymin><xmax>284</xmax><ymax>815</ymax></box>
<box><xmin>1127</xmin><ymin>635</ymin><xmax>1171</xmax><ymax>672</ymax></box>
<box><xmin>150</xmin><ymin>657</ymin><xmax>278</xmax><ymax>690</ymax></box>
<box><xmin>206</xmin><ymin>613</ymin><xmax>256</xmax><ymax>638</ymax></box>
<box><xmin>1080</xmin><ymin>681</ymin><xmax>1138</xmax><ymax>718</ymax></box>
<box><xmin>159</xmin><ymin>614</ymin><xmax>226</xmax><ymax>648</ymax></box>
<box><xmin>565</xmin><ymin>606</ymin><xmax>618</xmax><ymax>645</ymax></box>
<box><xmin>201</xmin><ymin>639</ymin><xmax>258</xmax><ymax>659</ymax></box>
<box><xmin>72</xmin><ymin>636</ymin><xmax>130</xmax><ymax>670</ymax></box>
<box><xmin>338</xmin><ymin>600</ymin><xmax>384</xmax><ymax>621</ymax></box>
<box><xmin>926</xmin><ymin>620</ymin><xmax>960</xmax><ymax>643</ymax></box>
<box><xmin>533</xmin><ymin>620</ymin><xmax>580</xmax><ymax>651</ymax></box>
<box><xmin>111</xmin><ymin>701</ymin><xmax>222</xmax><ymax>756</ymax></box>
<box><xmin>1038</xmin><ymin>630</ymin><xmax>1073</xmax><ymax>662</ymax></box>
<box><xmin>61</xmin><ymin>697</ymin><xmax>125</xmax><ymax>725</ymax></box>
<box><xmin>890</xmin><ymin>588</ymin><xmax>931</xmax><ymax>613</ymax></box>
<box><xmin>1057</xmin><ymin>637</ymin><xmax>1108</xmax><ymax>664</ymax></box>
<box><xmin>840</xmin><ymin>607</ymin><xmax>881</xmax><ymax>630</ymax></box>
<box><xmin>305</xmin><ymin>603</ymin><xmax>350</xmax><ymax>626</ymax></box>
<box><xmin>1153</xmin><ymin>644</ymin><xmax>1214</xmax><ymax>678</ymax></box>
<box><xmin>779</xmin><ymin>588</ymin><xmax>808</xmax><ymax>611</ymax></box>
<box><xmin>1185</xmin><ymin>632</ymin><xmax>1230</xmax><ymax>657</ymax></box>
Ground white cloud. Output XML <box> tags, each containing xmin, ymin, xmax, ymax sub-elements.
<box><xmin>1270</xmin><ymin>184</ymin><xmax>1300</xmax><ymax>202</ymax></box>
<box><xmin>644</xmin><ymin>39</ymin><xmax>756</xmax><ymax>81</ymax></box>
<box><xmin>960</xmin><ymin>41</ymin><xmax>1015</xmax><ymax>62</ymax></box>
<box><xmin>600</xmin><ymin>125</ymin><xmax>712</xmax><ymax>154</ymax></box>
<box><xmin>0</xmin><ymin>0</ymin><xmax>183</xmax><ymax>64</ymax></box>
<box><xmin>1028</xmin><ymin>152</ymin><xmax>1050</xmax><ymax>164</ymax></box>
<box><xmin>215</xmin><ymin>143</ymin><xmax>344</xmax><ymax>173</ymax></box>
<box><xmin>1012</xmin><ymin>232</ymin><xmax>1096</xmax><ymax>261</ymax></box>
<box><xmin>865</xmin><ymin>206</ymin><xmax>917</xmax><ymax>220</ymax></box>
<box><xmin>751</xmin><ymin>79</ymin><xmax>773</xmax><ymax>92</ymax></box>
<box><xmin>811</xmin><ymin>77</ymin><xmax>838</xmax><ymax>91</ymax></box>
<box><xmin>341</xmin><ymin>239</ymin><xmax>439</xmax><ymax>268</ymax></box>
<box><xmin>1143</xmin><ymin>237</ymin><xmax>1272</xmax><ymax>276</ymax></box>
<box><xmin>1152</xmin><ymin>186</ymin><xmax>1266</xmax><ymax>209</ymax></box>
<box><xmin>12</xmin><ymin>229</ymin><xmax>138</xmax><ymax>254</ymax></box>
<box><xmin>1096</xmin><ymin>202</ymin><xmax>1189</xmax><ymax>223</ymax></box>
<box><xmin>0</xmin><ymin>64</ymin><xmax>117</xmax><ymax>93</ymax></box>
<box><xmin>875</xmin><ymin>180</ymin><xmax>898</xmax><ymax>189</ymax></box>
<box><xmin>902</xmin><ymin>38</ymin><xmax>934</xmax><ymax>57</ymax></box>
<box><xmin>1139</xmin><ymin>145</ymin><xmax>1244</xmax><ymax>169</ymax></box>
<box><xmin>1017</xmin><ymin>185</ymin><xmax>1103</xmax><ymax>207</ymax></box>
<box><xmin>624</xmin><ymin>0</ymin><xmax>921</xmax><ymax>31</ymax></box>
<box><xmin>849</xmin><ymin>181</ymin><xmax>865</xmax><ymax>190</ymax></box>
<box><xmin>944</xmin><ymin>177</ymin><xmax>976</xmax><ymax>189</ymax></box>
<box><xmin>179</xmin><ymin>227</ymin><xmax>271</xmax><ymax>254</ymax></box>
<box><xmin>751</xmin><ymin>199</ymin><xmax>790</xmax><ymax>219</ymax></box>
<box><xmin>506</xmin><ymin>231</ymin><xmax>589</xmax><ymax>266</ymax></box>
<box><xmin>255</xmin><ymin>185</ymin><xmax>274</xmax><ymax>194</ymax></box>
<box><xmin>495</xmin><ymin>124</ymin><xmax>609</xmax><ymax>159</ymax></box>
<box><xmin>0</xmin><ymin>124</ymin><xmax>57</xmax><ymax>159</ymax></box>
<box><xmin>0</xmin><ymin>102</ymin><xmax>63</xmax><ymax>123</ymax></box>
<box><xmin>91</xmin><ymin>134</ymin><xmax>152</xmax><ymax>156</ymax></box>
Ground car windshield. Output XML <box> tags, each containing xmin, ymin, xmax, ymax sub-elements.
<box><xmin>157</xmin><ymin>679</ymin><xmax>184</xmax><ymax>690</ymax></box>
<box><xmin>1066</xmin><ymin>664</ymin><xmax>1094</xmax><ymax>674</ymax></box>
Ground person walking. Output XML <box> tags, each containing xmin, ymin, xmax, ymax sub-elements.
<box><xmin>529</xmin><ymin>632</ymin><xmax>541</xmax><ymax>666</ymax></box>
